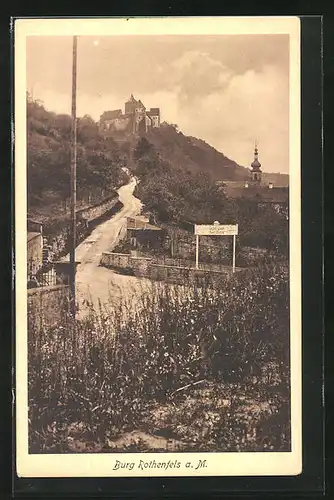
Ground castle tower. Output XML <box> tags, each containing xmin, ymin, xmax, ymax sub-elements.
<box><xmin>250</xmin><ymin>141</ymin><xmax>262</xmax><ymax>183</ymax></box>
<box><xmin>125</xmin><ymin>94</ymin><xmax>138</xmax><ymax>114</ymax></box>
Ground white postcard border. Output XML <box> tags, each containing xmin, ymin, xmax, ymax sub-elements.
<box><xmin>15</xmin><ymin>16</ymin><xmax>301</xmax><ymax>478</ymax></box>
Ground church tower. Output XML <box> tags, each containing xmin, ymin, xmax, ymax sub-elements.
<box><xmin>250</xmin><ymin>141</ymin><xmax>262</xmax><ymax>184</ymax></box>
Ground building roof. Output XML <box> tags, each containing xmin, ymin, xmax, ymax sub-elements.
<box><xmin>27</xmin><ymin>218</ymin><xmax>43</xmax><ymax>233</ymax></box>
<box><xmin>126</xmin><ymin>216</ymin><xmax>162</xmax><ymax>231</ymax></box>
<box><xmin>27</xmin><ymin>218</ymin><xmax>42</xmax><ymax>226</ymax></box>
<box><xmin>100</xmin><ymin>109</ymin><xmax>123</xmax><ymax>121</ymax></box>
<box><xmin>222</xmin><ymin>184</ymin><xmax>289</xmax><ymax>204</ymax></box>
<box><xmin>262</xmin><ymin>173</ymin><xmax>289</xmax><ymax>187</ymax></box>
<box><xmin>219</xmin><ymin>180</ymin><xmax>248</xmax><ymax>188</ymax></box>
<box><xmin>128</xmin><ymin>224</ymin><xmax>162</xmax><ymax>231</ymax></box>
<box><xmin>126</xmin><ymin>94</ymin><xmax>138</xmax><ymax>103</ymax></box>
<box><xmin>128</xmin><ymin>215</ymin><xmax>149</xmax><ymax>223</ymax></box>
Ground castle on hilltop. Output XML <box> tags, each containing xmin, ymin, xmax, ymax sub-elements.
<box><xmin>99</xmin><ymin>94</ymin><xmax>160</xmax><ymax>135</ymax></box>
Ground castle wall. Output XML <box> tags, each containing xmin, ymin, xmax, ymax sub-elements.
<box><xmin>113</xmin><ymin>117</ymin><xmax>132</xmax><ymax>131</ymax></box>
<box><xmin>145</xmin><ymin>115</ymin><xmax>152</xmax><ymax>129</ymax></box>
<box><xmin>135</xmin><ymin>113</ymin><xmax>146</xmax><ymax>133</ymax></box>
<box><xmin>103</xmin><ymin>116</ymin><xmax>132</xmax><ymax>132</ymax></box>
<box><xmin>149</xmin><ymin>115</ymin><xmax>160</xmax><ymax>127</ymax></box>
<box><xmin>101</xmin><ymin>97</ymin><xmax>160</xmax><ymax>133</ymax></box>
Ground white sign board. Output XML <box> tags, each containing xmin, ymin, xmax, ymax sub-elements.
<box><xmin>194</xmin><ymin>224</ymin><xmax>238</xmax><ymax>236</ymax></box>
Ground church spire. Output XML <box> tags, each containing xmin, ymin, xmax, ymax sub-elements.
<box><xmin>250</xmin><ymin>140</ymin><xmax>262</xmax><ymax>183</ymax></box>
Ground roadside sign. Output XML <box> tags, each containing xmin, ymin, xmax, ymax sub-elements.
<box><xmin>194</xmin><ymin>223</ymin><xmax>238</xmax><ymax>272</ymax></box>
<box><xmin>194</xmin><ymin>224</ymin><xmax>238</xmax><ymax>236</ymax></box>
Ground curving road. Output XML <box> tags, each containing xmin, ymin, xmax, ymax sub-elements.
<box><xmin>65</xmin><ymin>179</ymin><xmax>151</xmax><ymax>318</ymax></box>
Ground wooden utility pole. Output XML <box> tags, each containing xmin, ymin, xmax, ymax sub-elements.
<box><xmin>70</xmin><ymin>35</ymin><xmax>78</xmax><ymax>318</ymax></box>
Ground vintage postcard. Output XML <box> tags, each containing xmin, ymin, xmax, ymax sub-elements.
<box><xmin>15</xmin><ymin>16</ymin><xmax>301</xmax><ymax>477</ymax></box>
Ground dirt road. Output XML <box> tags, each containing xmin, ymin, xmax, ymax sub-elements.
<box><xmin>64</xmin><ymin>180</ymin><xmax>152</xmax><ymax>317</ymax></box>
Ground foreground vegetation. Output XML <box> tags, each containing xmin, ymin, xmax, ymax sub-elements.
<box><xmin>28</xmin><ymin>261</ymin><xmax>290</xmax><ymax>453</ymax></box>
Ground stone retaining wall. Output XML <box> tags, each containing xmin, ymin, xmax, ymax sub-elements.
<box><xmin>147</xmin><ymin>263</ymin><xmax>233</xmax><ymax>285</ymax></box>
<box><xmin>100</xmin><ymin>252</ymin><xmax>240</xmax><ymax>284</ymax></box>
<box><xmin>44</xmin><ymin>196</ymin><xmax>122</xmax><ymax>260</ymax></box>
<box><xmin>100</xmin><ymin>252</ymin><xmax>132</xmax><ymax>269</ymax></box>
<box><xmin>100</xmin><ymin>252</ymin><xmax>152</xmax><ymax>276</ymax></box>
<box><xmin>77</xmin><ymin>194</ymin><xmax>119</xmax><ymax>223</ymax></box>
<box><xmin>132</xmin><ymin>256</ymin><xmax>152</xmax><ymax>277</ymax></box>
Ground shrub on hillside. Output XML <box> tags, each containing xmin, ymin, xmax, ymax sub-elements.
<box><xmin>27</xmin><ymin>97</ymin><xmax>129</xmax><ymax>210</ymax></box>
<box><xmin>236</xmin><ymin>198</ymin><xmax>289</xmax><ymax>256</ymax></box>
<box><xmin>133</xmin><ymin>138</ymin><xmax>237</xmax><ymax>225</ymax></box>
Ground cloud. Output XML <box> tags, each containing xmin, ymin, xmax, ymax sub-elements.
<box><xmin>169</xmin><ymin>51</ymin><xmax>232</xmax><ymax>107</ymax></box>
<box><xmin>158</xmin><ymin>61</ymin><xmax>289</xmax><ymax>173</ymax></box>
<box><xmin>29</xmin><ymin>39</ymin><xmax>289</xmax><ymax>173</ymax></box>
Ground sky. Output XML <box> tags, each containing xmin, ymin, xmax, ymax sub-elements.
<box><xmin>26</xmin><ymin>35</ymin><xmax>290</xmax><ymax>173</ymax></box>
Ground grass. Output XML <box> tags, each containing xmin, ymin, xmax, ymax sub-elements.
<box><xmin>28</xmin><ymin>261</ymin><xmax>290</xmax><ymax>453</ymax></box>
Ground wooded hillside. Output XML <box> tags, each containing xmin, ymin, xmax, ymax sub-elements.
<box><xmin>144</xmin><ymin>123</ymin><xmax>249</xmax><ymax>181</ymax></box>
<box><xmin>27</xmin><ymin>95</ymin><xmax>129</xmax><ymax>222</ymax></box>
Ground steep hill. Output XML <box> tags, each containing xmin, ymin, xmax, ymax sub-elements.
<box><xmin>143</xmin><ymin>124</ymin><xmax>249</xmax><ymax>181</ymax></box>
<box><xmin>27</xmin><ymin>97</ymin><xmax>129</xmax><ymax>224</ymax></box>
<box><xmin>141</xmin><ymin>124</ymin><xmax>288</xmax><ymax>186</ymax></box>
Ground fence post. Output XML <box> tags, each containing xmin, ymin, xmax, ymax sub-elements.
<box><xmin>195</xmin><ymin>234</ymin><xmax>199</xmax><ymax>270</ymax></box>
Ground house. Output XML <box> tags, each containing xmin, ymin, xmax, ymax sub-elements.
<box><xmin>27</xmin><ymin>218</ymin><xmax>43</xmax><ymax>234</ymax></box>
<box><xmin>125</xmin><ymin>216</ymin><xmax>165</xmax><ymax>249</ymax></box>
<box><xmin>27</xmin><ymin>230</ymin><xmax>43</xmax><ymax>278</ymax></box>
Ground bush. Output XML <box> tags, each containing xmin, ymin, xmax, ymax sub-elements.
<box><xmin>28</xmin><ymin>260</ymin><xmax>290</xmax><ymax>453</ymax></box>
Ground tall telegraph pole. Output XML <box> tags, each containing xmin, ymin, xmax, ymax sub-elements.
<box><xmin>70</xmin><ymin>35</ymin><xmax>78</xmax><ymax>318</ymax></box>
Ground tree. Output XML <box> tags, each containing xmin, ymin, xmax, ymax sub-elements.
<box><xmin>236</xmin><ymin>198</ymin><xmax>288</xmax><ymax>255</ymax></box>
<box><xmin>134</xmin><ymin>137</ymin><xmax>154</xmax><ymax>161</ymax></box>
<box><xmin>133</xmin><ymin>141</ymin><xmax>238</xmax><ymax>226</ymax></box>
<box><xmin>77</xmin><ymin>115</ymin><xmax>99</xmax><ymax>144</ymax></box>
<box><xmin>27</xmin><ymin>96</ymin><xmax>129</xmax><ymax>211</ymax></box>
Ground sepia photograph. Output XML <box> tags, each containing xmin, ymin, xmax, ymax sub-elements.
<box><xmin>15</xmin><ymin>17</ymin><xmax>301</xmax><ymax>477</ymax></box>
